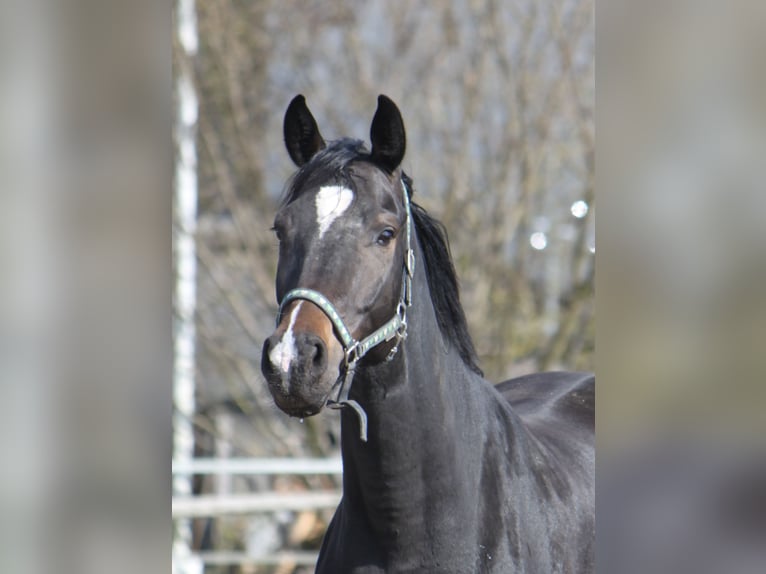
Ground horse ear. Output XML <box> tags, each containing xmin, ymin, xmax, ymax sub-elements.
<box><xmin>284</xmin><ymin>95</ymin><xmax>326</xmax><ymax>167</ymax></box>
<box><xmin>370</xmin><ymin>95</ymin><xmax>406</xmax><ymax>172</ymax></box>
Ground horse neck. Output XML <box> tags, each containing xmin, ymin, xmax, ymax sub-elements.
<box><xmin>340</xmin><ymin>243</ymin><xmax>488</xmax><ymax>549</ymax></box>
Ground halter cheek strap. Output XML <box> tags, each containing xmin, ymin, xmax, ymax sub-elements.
<box><xmin>276</xmin><ymin>180</ymin><xmax>414</xmax><ymax>442</ymax></box>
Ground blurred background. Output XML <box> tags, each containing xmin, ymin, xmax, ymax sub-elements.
<box><xmin>598</xmin><ymin>2</ymin><xmax>766</xmax><ymax>573</ymax></box>
<box><xmin>173</xmin><ymin>0</ymin><xmax>594</xmax><ymax>571</ymax></box>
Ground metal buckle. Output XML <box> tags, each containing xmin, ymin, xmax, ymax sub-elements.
<box><xmin>406</xmin><ymin>249</ymin><xmax>415</xmax><ymax>277</ymax></box>
<box><xmin>344</xmin><ymin>342</ymin><xmax>360</xmax><ymax>368</ymax></box>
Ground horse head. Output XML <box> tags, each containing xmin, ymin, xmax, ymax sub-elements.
<box><xmin>261</xmin><ymin>95</ymin><xmax>412</xmax><ymax>420</ymax></box>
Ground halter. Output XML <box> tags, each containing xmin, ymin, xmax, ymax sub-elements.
<box><xmin>277</xmin><ymin>180</ymin><xmax>415</xmax><ymax>442</ymax></box>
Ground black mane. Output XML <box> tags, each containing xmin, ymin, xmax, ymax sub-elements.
<box><xmin>403</xmin><ymin>174</ymin><xmax>483</xmax><ymax>376</ymax></box>
<box><xmin>280</xmin><ymin>139</ymin><xmax>483</xmax><ymax>376</ymax></box>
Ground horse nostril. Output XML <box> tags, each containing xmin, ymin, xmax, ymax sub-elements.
<box><xmin>312</xmin><ymin>340</ymin><xmax>325</xmax><ymax>368</ymax></box>
<box><xmin>299</xmin><ymin>333</ymin><xmax>327</xmax><ymax>375</ymax></box>
<box><xmin>261</xmin><ymin>335</ymin><xmax>280</xmax><ymax>375</ymax></box>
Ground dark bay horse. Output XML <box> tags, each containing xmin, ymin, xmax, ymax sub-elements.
<box><xmin>261</xmin><ymin>94</ymin><xmax>594</xmax><ymax>573</ymax></box>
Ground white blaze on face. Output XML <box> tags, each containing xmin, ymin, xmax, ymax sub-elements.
<box><xmin>315</xmin><ymin>185</ymin><xmax>354</xmax><ymax>239</ymax></box>
<box><xmin>269</xmin><ymin>302</ymin><xmax>303</xmax><ymax>374</ymax></box>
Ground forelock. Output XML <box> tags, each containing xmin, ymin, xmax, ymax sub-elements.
<box><xmin>281</xmin><ymin>139</ymin><xmax>370</xmax><ymax>207</ymax></box>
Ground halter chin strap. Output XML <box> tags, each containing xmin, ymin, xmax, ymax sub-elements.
<box><xmin>277</xmin><ymin>180</ymin><xmax>415</xmax><ymax>442</ymax></box>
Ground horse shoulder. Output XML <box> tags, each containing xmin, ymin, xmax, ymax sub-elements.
<box><xmin>491</xmin><ymin>372</ymin><xmax>595</xmax><ymax>572</ymax></box>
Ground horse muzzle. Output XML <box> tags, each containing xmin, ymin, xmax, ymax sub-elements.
<box><xmin>261</xmin><ymin>301</ymin><xmax>343</xmax><ymax>417</ymax></box>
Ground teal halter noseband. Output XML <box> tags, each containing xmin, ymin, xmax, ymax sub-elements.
<box><xmin>277</xmin><ymin>180</ymin><xmax>415</xmax><ymax>442</ymax></box>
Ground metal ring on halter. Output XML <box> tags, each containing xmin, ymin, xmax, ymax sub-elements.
<box><xmin>344</xmin><ymin>342</ymin><xmax>361</xmax><ymax>369</ymax></box>
<box><xmin>396</xmin><ymin>301</ymin><xmax>407</xmax><ymax>321</ymax></box>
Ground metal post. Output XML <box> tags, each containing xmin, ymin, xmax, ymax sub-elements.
<box><xmin>173</xmin><ymin>0</ymin><xmax>201</xmax><ymax>572</ymax></box>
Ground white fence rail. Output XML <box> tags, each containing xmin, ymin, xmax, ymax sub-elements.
<box><xmin>171</xmin><ymin>457</ymin><xmax>343</xmax><ymax>518</ymax></box>
<box><xmin>171</xmin><ymin>456</ymin><xmax>343</xmax><ymax>476</ymax></box>
<box><xmin>197</xmin><ymin>551</ymin><xmax>320</xmax><ymax>566</ymax></box>
<box><xmin>172</xmin><ymin>491</ymin><xmax>342</xmax><ymax>517</ymax></box>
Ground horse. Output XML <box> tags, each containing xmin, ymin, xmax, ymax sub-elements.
<box><xmin>261</xmin><ymin>94</ymin><xmax>595</xmax><ymax>573</ymax></box>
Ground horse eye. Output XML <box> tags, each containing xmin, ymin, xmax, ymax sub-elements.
<box><xmin>376</xmin><ymin>228</ymin><xmax>396</xmax><ymax>246</ymax></box>
<box><xmin>271</xmin><ymin>226</ymin><xmax>284</xmax><ymax>242</ymax></box>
